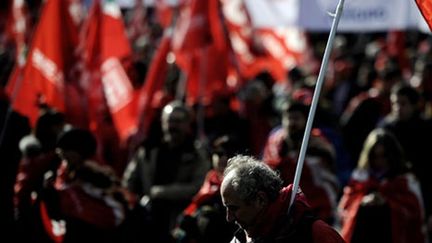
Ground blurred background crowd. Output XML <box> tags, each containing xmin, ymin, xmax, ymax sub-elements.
<box><xmin>1</xmin><ymin>0</ymin><xmax>432</xmax><ymax>242</ymax></box>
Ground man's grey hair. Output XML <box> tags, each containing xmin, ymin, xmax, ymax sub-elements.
<box><xmin>223</xmin><ymin>155</ymin><xmax>283</xmax><ymax>202</ymax></box>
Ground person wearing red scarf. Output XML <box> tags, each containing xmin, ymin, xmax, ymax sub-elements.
<box><xmin>337</xmin><ymin>128</ymin><xmax>427</xmax><ymax>243</ymax></box>
<box><xmin>40</xmin><ymin>128</ymin><xmax>128</xmax><ymax>243</ymax></box>
<box><xmin>221</xmin><ymin>155</ymin><xmax>345</xmax><ymax>243</ymax></box>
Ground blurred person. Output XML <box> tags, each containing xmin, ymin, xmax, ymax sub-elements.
<box><xmin>410</xmin><ymin>57</ymin><xmax>432</xmax><ymax>116</ymax></box>
<box><xmin>377</xmin><ymin>83</ymin><xmax>432</xmax><ymax>240</ymax></box>
<box><xmin>0</xmin><ymin>91</ymin><xmax>31</xmax><ymax>239</ymax></box>
<box><xmin>341</xmin><ymin>58</ymin><xmax>402</xmax><ymax>165</ymax></box>
<box><xmin>337</xmin><ymin>128</ymin><xmax>426</xmax><ymax>243</ymax></box>
<box><xmin>324</xmin><ymin>55</ymin><xmax>360</xmax><ymax>116</ymax></box>
<box><xmin>238</xmin><ymin>74</ymin><xmax>279</xmax><ymax>157</ymax></box>
<box><xmin>172</xmin><ymin>135</ymin><xmax>239</xmax><ymax>243</ymax></box>
<box><xmin>127</xmin><ymin>62</ymin><xmax>179</xmax><ymax>154</ymax></box>
<box><xmin>220</xmin><ymin>155</ymin><xmax>345</xmax><ymax>243</ymax></box>
<box><xmin>290</xmin><ymin>85</ymin><xmax>353</xmax><ymax>187</ymax></box>
<box><xmin>91</xmin><ymin>111</ymin><xmax>129</xmax><ymax>177</ymax></box>
<box><xmin>38</xmin><ymin>127</ymin><xmax>128</xmax><ymax>243</ymax></box>
<box><xmin>204</xmin><ymin>91</ymin><xmax>251</xmax><ymax>154</ymax></box>
<box><xmin>272</xmin><ymin>66</ymin><xmax>306</xmax><ymax>113</ymax></box>
<box><xmin>14</xmin><ymin>109</ymin><xmax>66</xmax><ymax>242</ymax></box>
<box><xmin>355</xmin><ymin>60</ymin><xmax>378</xmax><ymax>92</ymax></box>
<box><xmin>262</xmin><ymin>99</ymin><xmax>339</xmax><ymax>223</ymax></box>
<box><xmin>122</xmin><ymin>100</ymin><xmax>210</xmax><ymax>243</ymax></box>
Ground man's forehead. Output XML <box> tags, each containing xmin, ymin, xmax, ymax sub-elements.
<box><xmin>221</xmin><ymin>170</ymin><xmax>236</xmax><ymax>190</ymax></box>
<box><xmin>221</xmin><ymin>182</ymin><xmax>240</xmax><ymax>206</ymax></box>
<box><xmin>221</xmin><ymin>171</ymin><xmax>240</xmax><ymax>202</ymax></box>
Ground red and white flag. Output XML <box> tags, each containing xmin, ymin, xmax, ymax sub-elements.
<box><xmin>6</xmin><ymin>0</ymin><xmax>80</xmax><ymax>126</ymax></box>
<box><xmin>221</xmin><ymin>0</ymin><xmax>307</xmax><ymax>83</ymax></box>
<box><xmin>172</xmin><ymin>0</ymin><xmax>212</xmax><ymax>51</ymax></box>
<box><xmin>82</xmin><ymin>0</ymin><xmax>138</xmax><ymax>142</ymax></box>
<box><xmin>416</xmin><ymin>0</ymin><xmax>432</xmax><ymax>30</ymax></box>
<box><xmin>172</xmin><ymin>0</ymin><xmax>231</xmax><ymax>105</ymax></box>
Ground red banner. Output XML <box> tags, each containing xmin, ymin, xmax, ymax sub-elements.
<box><xmin>416</xmin><ymin>0</ymin><xmax>432</xmax><ymax>30</ymax></box>
<box><xmin>82</xmin><ymin>0</ymin><xmax>137</xmax><ymax>142</ymax></box>
<box><xmin>6</xmin><ymin>0</ymin><xmax>80</xmax><ymax>126</ymax></box>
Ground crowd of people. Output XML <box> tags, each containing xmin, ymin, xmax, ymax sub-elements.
<box><xmin>1</xmin><ymin>2</ymin><xmax>432</xmax><ymax>243</ymax></box>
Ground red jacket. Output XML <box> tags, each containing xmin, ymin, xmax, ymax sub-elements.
<box><xmin>40</xmin><ymin>160</ymin><xmax>127</xmax><ymax>242</ymax></box>
<box><xmin>231</xmin><ymin>185</ymin><xmax>345</xmax><ymax>243</ymax></box>
<box><xmin>183</xmin><ymin>169</ymin><xmax>223</xmax><ymax>216</ymax></box>
<box><xmin>338</xmin><ymin>169</ymin><xmax>426</xmax><ymax>243</ymax></box>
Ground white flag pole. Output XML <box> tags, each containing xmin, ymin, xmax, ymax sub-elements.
<box><xmin>288</xmin><ymin>0</ymin><xmax>345</xmax><ymax>211</ymax></box>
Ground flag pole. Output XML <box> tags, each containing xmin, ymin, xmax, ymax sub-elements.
<box><xmin>288</xmin><ymin>0</ymin><xmax>345</xmax><ymax>210</ymax></box>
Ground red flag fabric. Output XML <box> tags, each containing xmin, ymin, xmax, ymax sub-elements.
<box><xmin>172</xmin><ymin>0</ymin><xmax>231</xmax><ymax>105</ymax></box>
<box><xmin>172</xmin><ymin>0</ymin><xmax>212</xmax><ymax>51</ymax></box>
<box><xmin>136</xmin><ymin>30</ymin><xmax>172</xmax><ymax>141</ymax></box>
<box><xmin>82</xmin><ymin>0</ymin><xmax>137</xmax><ymax>142</ymax></box>
<box><xmin>39</xmin><ymin>201</ymin><xmax>65</xmax><ymax>243</ymax></box>
<box><xmin>154</xmin><ymin>0</ymin><xmax>176</xmax><ymax>28</ymax></box>
<box><xmin>221</xmin><ymin>0</ymin><xmax>307</xmax><ymax>84</ymax></box>
<box><xmin>6</xmin><ymin>0</ymin><xmax>80</xmax><ymax>126</ymax></box>
<box><xmin>208</xmin><ymin>0</ymin><xmax>228</xmax><ymax>51</ymax></box>
<box><xmin>416</xmin><ymin>0</ymin><xmax>432</xmax><ymax>31</ymax></box>
<box><xmin>178</xmin><ymin>45</ymin><xmax>230</xmax><ymax>105</ymax></box>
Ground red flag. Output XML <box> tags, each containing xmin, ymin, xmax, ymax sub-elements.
<box><xmin>82</xmin><ymin>0</ymin><xmax>137</xmax><ymax>142</ymax></box>
<box><xmin>178</xmin><ymin>45</ymin><xmax>230</xmax><ymax>105</ymax></box>
<box><xmin>208</xmin><ymin>0</ymin><xmax>228</xmax><ymax>51</ymax></box>
<box><xmin>221</xmin><ymin>0</ymin><xmax>307</xmax><ymax>83</ymax></box>
<box><xmin>416</xmin><ymin>0</ymin><xmax>432</xmax><ymax>30</ymax></box>
<box><xmin>154</xmin><ymin>0</ymin><xmax>176</xmax><ymax>28</ymax></box>
<box><xmin>172</xmin><ymin>0</ymin><xmax>231</xmax><ymax>105</ymax></box>
<box><xmin>136</xmin><ymin>30</ymin><xmax>172</xmax><ymax>140</ymax></box>
<box><xmin>172</xmin><ymin>0</ymin><xmax>212</xmax><ymax>51</ymax></box>
<box><xmin>6</xmin><ymin>0</ymin><xmax>80</xmax><ymax>126</ymax></box>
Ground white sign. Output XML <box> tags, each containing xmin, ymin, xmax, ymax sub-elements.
<box><xmin>115</xmin><ymin>0</ymin><xmax>179</xmax><ymax>8</ymax></box>
<box><xmin>245</xmin><ymin>0</ymin><xmax>431</xmax><ymax>32</ymax></box>
<box><xmin>245</xmin><ymin>0</ymin><xmax>299</xmax><ymax>28</ymax></box>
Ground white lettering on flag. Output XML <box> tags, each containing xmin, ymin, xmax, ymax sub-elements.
<box><xmin>101</xmin><ymin>58</ymin><xmax>133</xmax><ymax>113</ymax></box>
<box><xmin>32</xmin><ymin>48</ymin><xmax>64</xmax><ymax>86</ymax></box>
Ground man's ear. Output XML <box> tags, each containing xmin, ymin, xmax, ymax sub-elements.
<box><xmin>256</xmin><ymin>191</ymin><xmax>269</xmax><ymax>207</ymax></box>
